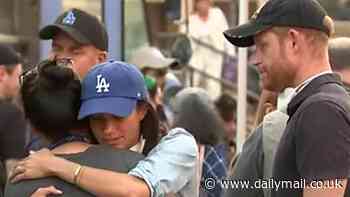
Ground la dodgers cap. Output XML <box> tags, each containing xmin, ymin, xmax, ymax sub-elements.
<box><xmin>0</xmin><ymin>44</ymin><xmax>21</xmax><ymax>66</ymax></box>
<box><xmin>78</xmin><ymin>60</ymin><xmax>148</xmax><ymax>119</ymax></box>
<box><xmin>224</xmin><ymin>0</ymin><xmax>332</xmax><ymax>47</ymax></box>
<box><xmin>39</xmin><ymin>8</ymin><xmax>108</xmax><ymax>51</ymax></box>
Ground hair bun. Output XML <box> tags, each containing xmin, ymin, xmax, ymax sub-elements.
<box><xmin>39</xmin><ymin>61</ymin><xmax>78</xmax><ymax>89</ymax></box>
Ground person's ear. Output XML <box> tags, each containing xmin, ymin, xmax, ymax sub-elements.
<box><xmin>264</xmin><ymin>103</ymin><xmax>276</xmax><ymax>114</ymax></box>
<box><xmin>48</xmin><ymin>52</ymin><xmax>56</xmax><ymax>61</ymax></box>
<box><xmin>137</xmin><ymin>103</ymin><xmax>149</xmax><ymax>121</ymax></box>
<box><xmin>0</xmin><ymin>66</ymin><xmax>7</xmax><ymax>82</ymax></box>
<box><xmin>287</xmin><ymin>28</ymin><xmax>302</xmax><ymax>52</ymax></box>
<box><xmin>97</xmin><ymin>51</ymin><xmax>107</xmax><ymax>63</ymax></box>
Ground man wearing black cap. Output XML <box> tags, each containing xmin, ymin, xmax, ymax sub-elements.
<box><xmin>40</xmin><ymin>8</ymin><xmax>108</xmax><ymax>78</ymax></box>
<box><xmin>0</xmin><ymin>44</ymin><xmax>26</xmax><ymax>195</ymax></box>
<box><xmin>27</xmin><ymin>7</ymin><xmax>109</xmax><ymax>150</ymax></box>
<box><xmin>224</xmin><ymin>0</ymin><xmax>350</xmax><ymax>197</ymax></box>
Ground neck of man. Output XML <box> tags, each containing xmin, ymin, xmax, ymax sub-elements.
<box><xmin>292</xmin><ymin>55</ymin><xmax>332</xmax><ymax>88</ymax></box>
<box><xmin>0</xmin><ymin>87</ymin><xmax>8</xmax><ymax>101</ymax></box>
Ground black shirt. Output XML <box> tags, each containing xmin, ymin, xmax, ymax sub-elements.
<box><xmin>272</xmin><ymin>74</ymin><xmax>350</xmax><ymax>197</ymax></box>
<box><xmin>5</xmin><ymin>145</ymin><xmax>145</xmax><ymax>197</ymax></box>
<box><xmin>0</xmin><ymin>101</ymin><xmax>27</xmax><ymax>160</ymax></box>
<box><xmin>225</xmin><ymin>125</ymin><xmax>264</xmax><ymax>197</ymax></box>
<box><xmin>0</xmin><ymin>101</ymin><xmax>27</xmax><ymax>196</ymax></box>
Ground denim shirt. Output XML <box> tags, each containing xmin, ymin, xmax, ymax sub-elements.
<box><xmin>129</xmin><ymin>128</ymin><xmax>198</xmax><ymax>197</ymax></box>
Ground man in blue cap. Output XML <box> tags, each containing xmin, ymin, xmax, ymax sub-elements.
<box><xmin>224</xmin><ymin>0</ymin><xmax>350</xmax><ymax>197</ymax></box>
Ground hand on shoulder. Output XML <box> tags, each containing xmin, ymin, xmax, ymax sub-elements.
<box><xmin>52</xmin><ymin>142</ymin><xmax>90</xmax><ymax>155</ymax></box>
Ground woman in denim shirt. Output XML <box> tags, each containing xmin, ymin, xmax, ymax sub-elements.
<box><xmin>11</xmin><ymin>60</ymin><xmax>198</xmax><ymax>197</ymax></box>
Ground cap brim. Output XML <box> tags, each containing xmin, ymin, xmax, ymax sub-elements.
<box><xmin>39</xmin><ymin>24</ymin><xmax>91</xmax><ymax>44</ymax></box>
<box><xmin>148</xmin><ymin>58</ymin><xmax>178</xmax><ymax>70</ymax></box>
<box><xmin>223</xmin><ymin>21</ymin><xmax>271</xmax><ymax>47</ymax></box>
<box><xmin>168</xmin><ymin>59</ymin><xmax>182</xmax><ymax>70</ymax></box>
<box><xmin>78</xmin><ymin>97</ymin><xmax>137</xmax><ymax>120</ymax></box>
<box><xmin>164</xmin><ymin>58</ymin><xmax>182</xmax><ymax>70</ymax></box>
<box><xmin>134</xmin><ymin>57</ymin><xmax>180</xmax><ymax>70</ymax></box>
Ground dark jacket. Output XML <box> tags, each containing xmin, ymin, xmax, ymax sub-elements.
<box><xmin>272</xmin><ymin>73</ymin><xmax>350</xmax><ymax>197</ymax></box>
<box><xmin>5</xmin><ymin>145</ymin><xmax>144</xmax><ymax>197</ymax></box>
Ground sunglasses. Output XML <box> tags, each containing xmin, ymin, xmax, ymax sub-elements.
<box><xmin>19</xmin><ymin>58</ymin><xmax>74</xmax><ymax>85</ymax></box>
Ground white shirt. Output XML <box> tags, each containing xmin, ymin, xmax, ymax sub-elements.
<box><xmin>293</xmin><ymin>71</ymin><xmax>333</xmax><ymax>97</ymax></box>
<box><xmin>129</xmin><ymin>128</ymin><xmax>198</xmax><ymax>197</ymax></box>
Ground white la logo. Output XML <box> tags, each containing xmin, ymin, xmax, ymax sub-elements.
<box><xmin>62</xmin><ymin>11</ymin><xmax>76</xmax><ymax>25</ymax></box>
<box><xmin>96</xmin><ymin>74</ymin><xmax>110</xmax><ymax>93</ymax></box>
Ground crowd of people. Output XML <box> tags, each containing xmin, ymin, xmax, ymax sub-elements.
<box><xmin>0</xmin><ymin>1</ymin><xmax>236</xmax><ymax>196</ymax></box>
<box><xmin>1</xmin><ymin>0</ymin><xmax>350</xmax><ymax>197</ymax></box>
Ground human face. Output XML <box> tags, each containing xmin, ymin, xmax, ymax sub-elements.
<box><xmin>254</xmin><ymin>30</ymin><xmax>291</xmax><ymax>92</ymax></box>
<box><xmin>1</xmin><ymin>64</ymin><xmax>22</xmax><ymax>99</ymax></box>
<box><xmin>195</xmin><ymin>0</ymin><xmax>211</xmax><ymax>16</ymax></box>
<box><xmin>224</xmin><ymin>119</ymin><xmax>236</xmax><ymax>142</ymax></box>
<box><xmin>50</xmin><ymin>31</ymin><xmax>106</xmax><ymax>78</ymax></box>
<box><xmin>89</xmin><ymin>105</ymin><xmax>147</xmax><ymax>149</ymax></box>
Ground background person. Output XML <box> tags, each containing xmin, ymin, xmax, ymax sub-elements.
<box><xmin>328</xmin><ymin>37</ymin><xmax>350</xmax><ymax>86</ymax></box>
<box><xmin>225</xmin><ymin>88</ymin><xmax>293</xmax><ymax>197</ymax></box>
<box><xmin>129</xmin><ymin>46</ymin><xmax>181</xmax><ymax>136</ymax></box>
<box><xmin>214</xmin><ymin>93</ymin><xmax>237</xmax><ymax>163</ymax></box>
<box><xmin>0</xmin><ymin>44</ymin><xmax>27</xmax><ymax>196</ymax></box>
<box><xmin>183</xmin><ymin>0</ymin><xmax>234</xmax><ymax>99</ymax></box>
<box><xmin>172</xmin><ymin>87</ymin><xmax>227</xmax><ymax>197</ymax></box>
<box><xmin>39</xmin><ymin>8</ymin><xmax>108</xmax><ymax>79</ymax></box>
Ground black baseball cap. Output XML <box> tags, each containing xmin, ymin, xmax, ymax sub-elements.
<box><xmin>39</xmin><ymin>8</ymin><xmax>108</xmax><ymax>51</ymax></box>
<box><xmin>224</xmin><ymin>0</ymin><xmax>332</xmax><ymax>47</ymax></box>
<box><xmin>0</xmin><ymin>44</ymin><xmax>21</xmax><ymax>66</ymax></box>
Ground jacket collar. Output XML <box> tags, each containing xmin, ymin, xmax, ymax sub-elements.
<box><xmin>287</xmin><ymin>73</ymin><xmax>343</xmax><ymax>116</ymax></box>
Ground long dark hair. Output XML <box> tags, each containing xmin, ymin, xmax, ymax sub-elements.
<box><xmin>138</xmin><ymin>101</ymin><xmax>160</xmax><ymax>155</ymax></box>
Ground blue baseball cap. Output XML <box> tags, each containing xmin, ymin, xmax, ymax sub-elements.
<box><xmin>78</xmin><ymin>60</ymin><xmax>148</xmax><ymax>119</ymax></box>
